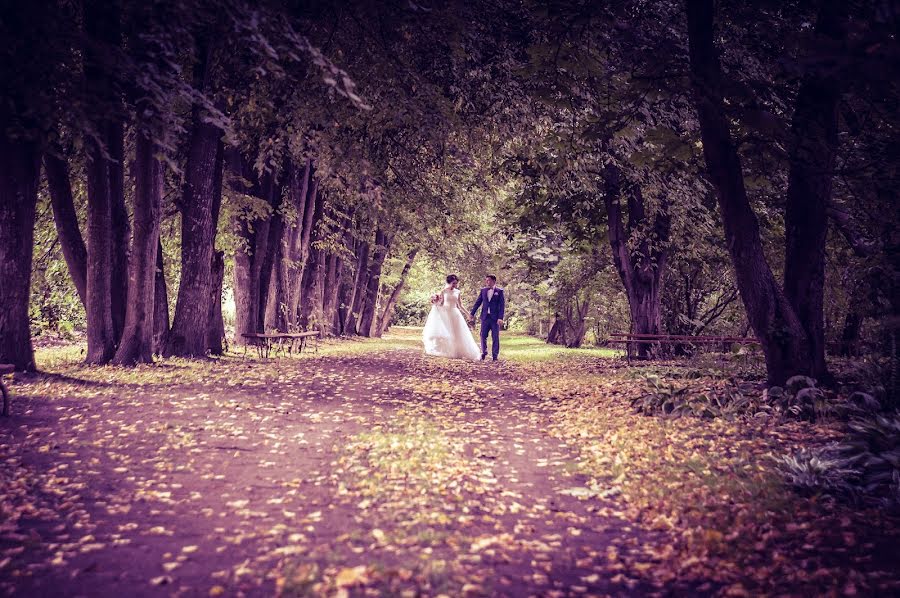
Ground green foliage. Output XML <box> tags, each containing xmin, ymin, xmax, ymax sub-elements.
<box><xmin>839</xmin><ymin>413</ymin><xmax>900</xmax><ymax>506</ymax></box>
<box><xmin>777</xmin><ymin>412</ymin><xmax>900</xmax><ymax>509</ymax></box>
<box><xmin>631</xmin><ymin>374</ymin><xmax>766</xmax><ymax>420</ymax></box>
<box><xmin>775</xmin><ymin>448</ymin><xmax>858</xmax><ymax>497</ymax></box>
<box><xmin>631</xmin><ymin>373</ymin><xmax>851</xmax><ymax>422</ymax></box>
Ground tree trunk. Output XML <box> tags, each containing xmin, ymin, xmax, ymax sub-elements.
<box><xmin>375</xmin><ymin>248</ymin><xmax>418</xmax><ymax>337</ymax></box>
<box><xmin>336</xmin><ymin>233</ymin><xmax>359</xmax><ymax>335</ymax></box>
<box><xmin>0</xmin><ymin>137</ymin><xmax>40</xmax><ymax>371</ymax></box>
<box><xmin>109</xmin><ymin>121</ymin><xmax>128</xmax><ymax>342</ymax></box>
<box><xmin>567</xmin><ymin>296</ymin><xmax>591</xmax><ymax>348</ymax></box>
<box><xmin>279</xmin><ymin>160</ymin><xmax>313</xmax><ymax>331</ymax></box>
<box><xmin>782</xmin><ymin>0</ymin><xmax>847</xmax><ymax>383</ymax></box>
<box><xmin>547</xmin><ymin>314</ymin><xmax>566</xmax><ymax>346</ymax></box>
<box><xmin>152</xmin><ymin>237</ymin><xmax>169</xmax><ymax>355</ymax></box>
<box><xmin>298</xmin><ymin>186</ymin><xmax>325</xmax><ymax>331</ymax></box>
<box><xmin>293</xmin><ymin>175</ymin><xmax>320</xmax><ymax>327</ymax></box>
<box><xmin>113</xmin><ymin>133</ymin><xmax>161</xmax><ymax>365</ymax></box>
<box><xmin>83</xmin><ymin>0</ymin><xmax>122</xmax><ymax>364</ymax></box>
<box><xmin>165</xmin><ymin>123</ymin><xmax>222</xmax><ymax>356</ymax></box>
<box><xmin>345</xmin><ymin>240</ymin><xmax>370</xmax><ymax>335</ymax></box>
<box><xmin>256</xmin><ymin>172</ymin><xmax>282</xmax><ymax>332</ymax></box>
<box><xmin>358</xmin><ymin>228</ymin><xmax>390</xmax><ymax>337</ymax></box>
<box><xmin>300</xmin><ymin>245</ymin><xmax>325</xmax><ymax>332</ymax></box>
<box><xmin>686</xmin><ymin>0</ymin><xmax>814</xmax><ymax>386</ymax></box>
<box><xmin>233</xmin><ymin>166</ymin><xmax>277</xmax><ymax>341</ymax></box>
<box><xmin>207</xmin><ymin>250</ymin><xmax>225</xmax><ymax>354</ymax></box>
<box><xmin>322</xmin><ymin>251</ymin><xmax>342</xmax><ymax>335</ymax></box>
<box><xmin>603</xmin><ymin>165</ymin><xmax>669</xmax><ymax>359</ymax></box>
<box><xmin>84</xmin><ymin>136</ymin><xmax>118</xmax><ymax>363</ymax></box>
<box><xmin>44</xmin><ymin>152</ymin><xmax>87</xmax><ymax>305</ymax></box>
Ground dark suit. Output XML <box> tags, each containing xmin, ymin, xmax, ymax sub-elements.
<box><xmin>470</xmin><ymin>286</ymin><xmax>505</xmax><ymax>359</ymax></box>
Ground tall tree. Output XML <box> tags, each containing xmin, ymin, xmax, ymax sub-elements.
<box><xmin>358</xmin><ymin>228</ymin><xmax>390</xmax><ymax>337</ymax></box>
<box><xmin>165</xmin><ymin>39</ymin><xmax>223</xmax><ymax>357</ymax></box>
<box><xmin>0</xmin><ymin>138</ymin><xmax>40</xmax><ymax>371</ymax></box>
<box><xmin>152</xmin><ymin>238</ymin><xmax>169</xmax><ymax>355</ymax></box>
<box><xmin>603</xmin><ymin>165</ymin><xmax>671</xmax><ymax>358</ymax></box>
<box><xmin>375</xmin><ymin>248</ymin><xmax>418</xmax><ymax>337</ymax></box>
<box><xmin>685</xmin><ymin>0</ymin><xmax>847</xmax><ymax>385</ymax></box>
<box><xmin>44</xmin><ymin>152</ymin><xmax>87</xmax><ymax>306</ymax></box>
<box><xmin>113</xmin><ymin>132</ymin><xmax>162</xmax><ymax>365</ymax></box>
<box><xmin>83</xmin><ymin>0</ymin><xmax>123</xmax><ymax>364</ymax></box>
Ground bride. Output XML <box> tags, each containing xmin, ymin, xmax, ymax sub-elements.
<box><xmin>422</xmin><ymin>274</ymin><xmax>482</xmax><ymax>360</ymax></box>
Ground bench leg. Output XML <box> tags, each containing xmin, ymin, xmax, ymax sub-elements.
<box><xmin>1</xmin><ymin>380</ymin><xmax>9</xmax><ymax>417</ymax></box>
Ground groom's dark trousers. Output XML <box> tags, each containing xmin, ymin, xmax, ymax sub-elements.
<box><xmin>472</xmin><ymin>286</ymin><xmax>505</xmax><ymax>360</ymax></box>
<box><xmin>480</xmin><ymin>317</ymin><xmax>500</xmax><ymax>360</ymax></box>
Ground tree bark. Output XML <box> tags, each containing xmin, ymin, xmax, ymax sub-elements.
<box><xmin>256</xmin><ymin>172</ymin><xmax>282</xmax><ymax>332</ymax></box>
<box><xmin>152</xmin><ymin>237</ymin><xmax>169</xmax><ymax>355</ymax></box>
<box><xmin>603</xmin><ymin>165</ymin><xmax>669</xmax><ymax>359</ymax></box>
<box><xmin>547</xmin><ymin>314</ymin><xmax>566</xmax><ymax>345</ymax></box>
<box><xmin>281</xmin><ymin>160</ymin><xmax>313</xmax><ymax>330</ymax></box>
<box><xmin>165</xmin><ymin>121</ymin><xmax>222</xmax><ymax>356</ymax></box>
<box><xmin>233</xmin><ymin>165</ymin><xmax>278</xmax><ymax>341</ymax></box>
<box><xmin>344</xmin><ymin>240</ymin><xmax>370</xmax><ymax>335</ymax></box>
<box><xmin>83</xmin><ymin>0</ymin><xmax>122</xmax><ymax>364</ymax></box>
<box><xmin>207</xmin><ymin>250</ymin><xmax>225</xmax><ymax>354</ymax></box>
<box><xmin>165</xmin><ymin>39</ymin><xmax>222</xmax><ymax>357</ymax></box>
<box><xmin>298</xmin><ymin>186</ymin><xmax>325</xmax><ymax>331</ymax></box>
<box><xmin>686</xmin><ymin>0</ymin><xmax>815</xmax><ymax>385</ymax></box>
<box><xmin>0</xmin><ymin>137</ymin><xmax>40</xmax><ymax>371</ymax></box>
<box><xmin>44</xmin><ymin>152</ymin><xmax>87</xmax><ymax>306</ymax></box>
<box><xmin>322</xmin><ymin>251</ymin><xmax>343</xmax><ymax>335</ymax></box>
<box><xmin>291</xmin><ymin>173</ymin><xmax>319</xmax><ymax>327</ymax></box>
<box><xmin>358</xmin><ymin>228</ymin><xmax>390</xmax><ymax>337</ymax></box>
<box><xmin>113</xmin><ymin>133</ymin><xmax>161</xmax><ymax>365</ymax></box>
<box><xmin>375</xmin><ymin>248</ymin><xmax>418</xmax><ymax>337</ymax></box>
<box><xmin>567</xmin><ymin>296</ymin><xmax>591</xmax><ymax>348</ymax></box>
<box><xmin>109</xmin><ymin>121</ymin><xmax>129</xmax><ymax>342</ymax></box>
<box><xmin>84</xmin><ymin>136</ymin><xmax>117</xmax><ymax>363</ymax></box>
<box><xmin>782</xmin><ymin>0</ymin><xmax>847</xmax><ymax>383</ymax></box>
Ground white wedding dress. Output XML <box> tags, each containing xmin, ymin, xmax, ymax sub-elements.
<box><xmin>422</xmin><ymin>287</ymin><xmax>482</xmax><ymax>360</ymax></box>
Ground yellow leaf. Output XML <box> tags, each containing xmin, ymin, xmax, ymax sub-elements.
<box><xmin>335</xmin><ymin>566</ymin><xmax>368</xmax><ymax>588</ymax></box>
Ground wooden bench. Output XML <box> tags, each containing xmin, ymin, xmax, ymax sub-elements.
<box><xmin>241</xmin><ymin>331</ymin><xmax>321</xmax><ymax>358</ymax></box>
<box><xmin>1</xmin><ymin>364</ymin><xmax>13</xmax><ymax>417</ymax></box>
<box><xmin>606</xmin><ymin>333</ymin><xmax>760</xmax><ymax>360</ymax></box>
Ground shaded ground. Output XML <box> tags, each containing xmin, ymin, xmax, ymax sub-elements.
<box><xmin>1</xmin><ymin>329</ymin><xmax>898</xmax><ymax>596</ymax></box>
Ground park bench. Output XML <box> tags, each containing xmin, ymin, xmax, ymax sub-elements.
<box><xmin>607</xmin><ymin>333</ymin><xmax>760</xmax><ymax>360</ymax></box>
<box><xmin>1</xmin><ymin>364</ymin><xmax>13</xmax><ymax>417</ymax></box>
<box><xmin>241</xmin><ymin>331</ymin><xmax>321</xmax><ymax>358</ymax></box>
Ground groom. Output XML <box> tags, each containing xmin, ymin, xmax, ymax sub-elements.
<box><xmin>470</xmin><ymin>275</ymin><xmax>505</xmax><ymax>361</ymax></box>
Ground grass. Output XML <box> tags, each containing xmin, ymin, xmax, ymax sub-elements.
<box><xmin>30</xmin><ymin>327</ymin><xmax>621</xmax><ymax>369</ymax></box>
<box><xmin>384</xmin><ymin>326</ymin><xmax>623</xmax><ymax>361</ymax></box>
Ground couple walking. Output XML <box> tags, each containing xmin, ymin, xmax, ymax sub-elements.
<box><xmin>422</xmin><ymin>274</ymin><xmax>505</xmax><ymax>362</ymax></box>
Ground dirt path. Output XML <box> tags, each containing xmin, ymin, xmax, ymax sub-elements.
<box><xmin>1</xmin><ymin>346</ymin><xmax>663</xmax><ymax>597</ymax></box>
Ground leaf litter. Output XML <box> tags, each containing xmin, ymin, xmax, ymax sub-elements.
<box><xmin>0</xmin><ymin>330</ymin><xmax>897</xmax><ymax>596</ymax></box>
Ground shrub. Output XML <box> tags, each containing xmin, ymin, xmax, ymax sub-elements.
<box><xmin>775</xmin><ymin>447</ymin><xmax>858</xmax><ymax>497</ymax></box>
<box><xmin>631</xmin><ymin>375</ymin><xmax>766</xmax><ymax>420</ymax></box>
<box><xmin>838</xmin><ymin>412</ymin><xmax>900</xmax><ymax>507</ymax></box>
<box><xmin>776</xmin><ymin>412</ymin><xmax>900</xmax><ymax>508</ymax></box>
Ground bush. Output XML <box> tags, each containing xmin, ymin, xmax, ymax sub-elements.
<box><xmin>839</xmin><ymin>412</ymin><xmax>900</xmax><ymax>506</ymax></box>
<box><xmin>776</xmin><ymin>411</ymin><xmax>900</xmax><ymax>508</ymax></box>
<box><xmin>775</xmin><ymin>447</ymin><xmax>858</xmax><ymax>497</ymax></box>
<box><xmin>631</xmin><ymin>375</ymin><xmax>768</xmax><ymax>420</ymax></box>
<box><xmin>765</xmin><ymin>376</ymin><xmax>831</xmax><ymax>421</ymax></box>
